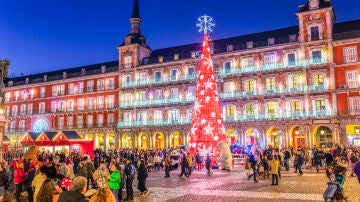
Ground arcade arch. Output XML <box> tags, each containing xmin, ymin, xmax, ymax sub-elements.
<box><xmin>313</xmin><ymin>126</ymin><xmax>333</xmax><ymax>149</ymax></box>
<box><xmin>122</xmin><ymin>133</ymin><xmax>135</xmax><ymax>149</ymax></box>
<box><xmin>154</xmin><ymin>131</ymin><xmax>165</xmax><ymax>149</ymax></box>
<box><xmin>290</xmin><ymin>126</ymin><xmax>305</xmax><ymax>149</ymax></box>
<box><xmin>245</xmin><ymin>128</ymin><xmax>260</xmax><ymax>146</ymax></box>
<box><xmin>138</xmin><ymin>132</ymin><xmax>149</xmax><ymax>150</ymax></box>
<box><xmin>226</xmin><ymin>129</ymin><xmax>238</xmax><ymax>145</ymax></box>
<box><xmin>267</xmin><ymin>127</ymin><xmax>283</xmax><ymax>148</ymax></box>
<box><xmin>170</xmin><ymin>131</ymin><xmax>181</xmax><ymax>148</ymax></box>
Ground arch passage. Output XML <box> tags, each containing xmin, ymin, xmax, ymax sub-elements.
<box><xmin>245</xmin><ymin>128</ymin><xmax>260</xmax><ymax>146</ymax></box>
<box><xmin>267</xmin><ymin>127</ymin><xmax>283</xmax><ymax>148</ymax></box>
<box><xmin>313</xmin><ymin>126</ymin><xmax>333</xmax><ymax>149</ymax></box>
<box><xmin>154</xmin><ymin>131</ymin><xmax>165</xmax><ymax>149</ymax></box>
<box><xmin>122</xmin><ymin>133</ymin><xmax>134</xmax><ymax>149</ymax></box>
<box><xmin>138</xmin><ymin>132</ymin><xmax>149</xmax><ymax>149</ymax></box>
<box><xmin>170</xmin><ymin>131</ymin><xmax>181</xmax><ymax>149</ymax></box>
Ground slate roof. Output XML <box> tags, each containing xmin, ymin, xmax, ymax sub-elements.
<box><xmin>3</xmin><ymin>136</ymin><xmax>10</xmax><ymax>143</ymax></box>
<box><xmin>131</xmin><ymin>0</ymin><xmax>140</xmax><ymax>18</ymax></box>
<box><xmin>44</xmin><ymin>132</ymin><xmax>58</xmax><ymax>141</ymax></box>
<box><xmin>298</xmin><ymin>0</ymin><xmax>332</xmax><ymax>13</ymax></box>
<box><xmin>61</xmin><ymin>131</ymin><xmax>82</xmax><ymax>140</ymax></box>
<box><xmin>5</xmin><ymin>60</ymin><xmax>118</xmax><ymax>87</ymax></box>
<box><xmin>333</xmin><ymin>19</ymin><xmax>360</xmax><ymax>40</ymax></box>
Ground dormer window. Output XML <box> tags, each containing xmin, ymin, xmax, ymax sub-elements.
<box><xmin>227</xmin><ymin>45</ymin><xmax>233</xmax><ymax>52</ymax></box>
<box><xmin>191</xmin><ymin>52</ymin><xmax>196</xmax><ymax>58</ymax></box>
<box><xmin>81</xmin><ymin>68</ymin><xmax>86</xmax><ymax>76</ymax></box>
<box><xmin>247</xmin><ymin>41</ymin><xmax>254</xmax><ymax>49</ymax></box>
<box><xmin>289</xmin><ymin>34</ymin><xmax>297</xmax><ymax>42</ymax></box>
<box><xmin>158</xmin><ymin>56</ymin><xmax>164</xmax><ymax>63</ymax></box>
<box><xmin>268</xmin><ymin>38</ymin><xmax>275</xmax><ymax>46</ymax></box>
<box><xmin>8</xmin><ymin>81</ymin><xmax>13</xmax><ymax>87</ymax></box>
<box><xmin>174</xmin><ymin>54</ymin><xmax>179</xmax><ymax>60</ymax></box>
<box><xmin>101</xmin><ymin>65</ymin><xmax>106</xmax><ymax>73</ymax></box>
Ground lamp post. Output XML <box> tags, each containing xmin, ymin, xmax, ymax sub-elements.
<box><xmin>0</xmin><ymin>59</ymin><xmax>10</xmax><ymax>163</ymax></box>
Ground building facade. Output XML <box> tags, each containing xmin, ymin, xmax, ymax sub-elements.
<box><xmin>4</xmin><ymin>0</ymin><xmax>360</xmax><ymax>151</ymax></box>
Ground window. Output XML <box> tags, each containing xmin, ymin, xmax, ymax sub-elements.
<box><xmin>51</xmin><ymin>101</ymin><xmax>57</xmax><ymax>112</ymax></box>
<box><xmin>10</xmin><ymin>121</ymin><xmax>16</xmax><ymax>131</ymax></box>
<box><xmin>291</xmin><ymin>101</ymin><xmax>301</xmax><ymax>112</ymax></box>
<box><xmin>137</xmin><ymin>111</ymin><xmax>147</xmax><ymax>122</ymax></box>
<box><xmin>289</xmin><ymin>75</ymin><xmax>298</xmax><ymax>89</ymax></box>
<box><xmin>58</xmin><ymin>85</ymin><xmax>65</xmax><ymax>96</ymax></box>
<box><xmin>107</xmin><ymin>114</ymin><xmax>114</xmax><ymax>126</ymax></box>
<box><xmin>19</xmin><ymin>120</ymin><xmax>25</xmax><ymax>130</ymax></box>
<box><xmin>225</xmin><ymin>106</ymin><xmax>235</xmax><ymax>117</ymax></box>
<box><xmin>169</xmin><ymin>109</ymin><xmax>180</xmax><ymax>123</ymax></box>
<box><xmin>314</xmin><ymin>74</ymin><xmax>324</xmax><ymax>86</ymax></box>
<box><xmin>312</xmin><ymin>50</ymin><xmax>322</xmax><ymax>64</ymax></box>
<box><xmin>21</xmin><ymin>90</ymin><xmax>27</xmax><ymax>100</ymax></box>
<box><xmin>14</xmin><ymin>91</ymin><xmax>18</xmax><ymax>101</ymax></box>
<box><xmin>123</xmin><ymin>112</ymin><xmax>132</xmax><ymax>122</ymax></box>
<box><xmin>263</xmin><ymin>54</ymin><xmax>276</xmax><ymax>66</ymax></box>
<box><xmin>106</xmin><ymin>78</ymin><xmax>115</xmax><ymax>90</ymax></box>
<box><xmin>315</xmin><ymin>100</ymin><xmax>326</xmax><ymax>111</ymax></box>
<box><xmin>154</xmin><ymin>110</ymin><xmax>163</xmax><ymax>121</ymax></box>
<box><xmin>124</xmin><ymin>56</ymin><xmax>132</xmax><ymax>68</ymax></box>
<box><xmin>58</xmin><ymin>101</ymin><xmax>65</xmax><ymax>112</ymax></box>
<box><xmin>224</xmin><ymin>81</ymin><xmax>233</xmax><ymax>93</ymax></box>
<box><xmin>346</xmin><ymin>70</ymin><xmax>358</xmax><ymax>88</ymax></box>
<box><xmin>97</xmin><ymin>79</ymin><xmax>105</xmax><ymax>91</ymax></box>
<box><xmin>58</xmin><ymin>117</ymin><xmax>64</xmax><ymax>129</ymax></box>
<box><xmin>78</xmin><ymin>82</ymin><xmax>84</xmax><ymax>93</ymax></box>
<box><xmin>224</xmin><ymin>61</ymin><xmax>232</xmax><ymax>74</ymax></box>
<box><xmin>187</xmin><ymin>67</ymin><xmax>195</xmax><ymax>77</ymax></box>
<box><xmin>67</xmin><ymin>100</ymin><xmax>74</xmax><ymax>111</ymax></box>
<box><xmin>87</xmin><ymin>80</ymin><xmax>94</xmax><ymax>92</ymax></box>
<box><xmin>52</xmin><ymin>86</ymin><xmax>57</xmax><ymax>96</ymax></box>
<box><xmin>310</xmin><ymin>26</ymin><xmax>320</xmax><ymax>41</ymax></box>
<box><xmin>27</xmin><ymin>104</ymin><xmax>33</xmax><ymax>115</ymax></box>
<box><xmin>154</xmin><ymin>71</ymin><xmax>162</xmax><ymax>82</ymax></box>
<box><xmin>97</xmin><ymin>114</ymin><xmax>104</xmax><ymax>127</ymax></box>
<box><xmin>186</xmin><ymin>108</ymin><xmax>193</xmax><ymax>119</ymax></box>
<box><xmin>170</xmin><ymin>69</ymin><xmax>178</xmax><ymax>81</ymax></box>
<box><xmin>67</xmin><ymin>116</ymin><xmax>74</xmax><ymax>128</ymax></box>
<box><xmin>158</xmin><ymin>56</ymin><xmax>164</xmax><ymax>63</ymax></box>
<box><xmin>5</xmin><ymin>106</ymin><xmax>9</xmax><ymax>116</ymax></box>
<box><xmin>68</xmin><ymin>83</ymin><xmax>74</xmax><ymax>95</ymax></box>
<box><xmin>187</xmin><ymin>86</ymin><xmax>196</xmax><ymax>97</ymax></box>
<box><xmin>123</xmin><ymin>92</ymin><xmax>132</xmax><ymax>103</ymax></box>
<box><xmin>246</xmin><ymin>104</ymin><xmax>255</xmax><ymax>115</ymax></box>
<box><xmin>344</xmin><ymin>46</ymin><xmax>358</xmax><ymax>63</ymax></box>
<box><xmin>241</xmin><ymin>57</ymin><xmax>254</xmax><ymax>68</ymax></box>
<box><xmin>139</xmin><ymin>72</ymin><xmax>147</xmax><ymax>81</ymax></box>
<box><xmin>39</xmin><ymin>102</ymin><xmax>45</xmax><ymax>114</ymax></box>
<box><xmin>247</xmin><ymin>41</ymin><xmax>253</xmax><ymax>49</ymax></box>
<box><xmin>137</xmin><ymin>91</ymin><xmax>146</xmax><ymax>101</ymax></box>
<box><xmin>287</xmin><ymin>53</ymin><xmax>296</xmax><ymax>66</ymax></box>
<box><xmin>227</xmin><ymin>45</ymin><xmax>233</xmax><ymax>52</ymax></box>
<box><xmin>76</xmin><ymin>116</ymin><xmax>83</xmax><ymax>128</ymax></box>
<box><xmin>170</xmin><ymin>88</ymin><xmax>179</xmax><ymax>98</ymax></box>
<box><xmin>107</xmin><ymin>95</ymin><xmax>115</xmax><ymax>108</ymax></box>
<box><xmin>123</xmin><ymin>75</ymin><xmax>131</xmax><ymax>86</ymax></box>
<box><xmin>268</xmin><ymin>38</ymin><xmax>275</xmax><ymax>46</ymax></box>
<box><xmin>244</xmin><ymin>80</ymin><xmax>255</xmax><ymax>92</ymax></box>
<box><xmin>11</xmin><ymin>105</ymin><xmax>18</xmax><ymax>116</ymax></box>
<box><xmin>86</xmin><ymin>115</ymin><xmax>93</xmax><ymax>127</ymax></box>
<box><xmin>266</xmin><ymin>78</ymin><xmax>275</xmax><ymax>90</ymax></box>
<box><xmin>174</xmin><ymin>54</ymin><xmax>179</xmax><ymax>60</ymax></box>
<box><xmin>40</xmin><ymin>87</ymin><xmax>46</xmax><ymax>98</ymax></box>
<box><xmin>267</xmin><ymin>102</ymin><xmax>277</xmax><ymax>115</ymax></box>
<box><xmin>348</xmin><ymin>97</ymin><xmax>360</xmax><ymax>115</ymax></box>
<box><xmin>88</xmin><ymin>98</ymin><xmax>95</xmax><ymax>110</ymax></box>
<box><xmin>5</xmin><ymin>92</ymin><xmax>10</xmax><ymax>102</ymax></box>
<box><xmin>20</xmin><ymin>104</ymin><xmax>26</xmax><ymax>116</ymax></box>
<box><xmin>97</xmin><ymin>96</ymin><xmax>104</xmax><ymax>109</ymax></box>
<box><xmin>77</xmin><ymin>98</ymin><xmax>84</xmax><ymax>110</ymax></box>
<box><xmin>154</xmin><ymin>89</ymin><xmax>162</xmax><ymax>99</ymax></box>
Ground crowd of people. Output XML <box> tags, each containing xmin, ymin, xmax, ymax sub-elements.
<box><xmin>0</xmin><ymin>144</ymin><xmax>359</xmax><ymax>201</ymax></box>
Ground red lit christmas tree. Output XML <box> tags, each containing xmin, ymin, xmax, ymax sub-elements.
<box><xmin>188</xmin><ymin>16</ymin><xmax>227</xmax><ymax>157</ymax></box>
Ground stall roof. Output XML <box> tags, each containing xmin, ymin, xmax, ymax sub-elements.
<box><xmin>61</xmin><ymin>131</ymin><xmax>82</xmax><ymax>140</ymax></box>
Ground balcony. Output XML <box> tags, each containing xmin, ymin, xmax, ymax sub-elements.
<box><xmin>120</xmin><ymin>96</ymin><xmax>195</xmax><ymax>108</ymax></box>
<box><xmin>121</xmin><ymin>74</ymin><xmax>198</xmax><ymax>88</ymax></box>
<box><xmin>106</xmin><ymin>85</ymin><xmax>115</xmax><ymax>90</ymax></box>
<box><xmin>117</xmin><ymin>118</ymin><xmax>192</xmax><ymax>128</ymax></box>
<box><xmin>87</xmin><ymin>87</ymin><xmax>94</xmax><ymax>93</ymax></box>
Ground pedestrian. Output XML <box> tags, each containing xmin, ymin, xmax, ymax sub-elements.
<box><xmin>354</xmin><ymin>157</ymin><xmax>360</xmax><ymax>183</ymax></box>
<box><xmin>36</xmin><ymin>178</ymin><xmax>62</xmax><ymax>202</ymax></box>
<box><xmin>186</xmin><ymin>152</ymin><xmax>194</xmax><ymax>176</ymax></box>
<box><xmin>164</xmin><ymin>154</ymin><xmax>171</xmax><ymax>178</ymax></box>
<box><xmin>78</xmin><ymin>162</ymin><xmax>87</xmax><ymax>178</ymax></box>
<box><xmin>23</xmin><ymin>162</ymin><xmax>36</xmax><ymax>202</ymax></box>
<box><xmin>195</xmin><ymin>152</ymin><xmax>202</xmax><ymax>170</ymax></box>
<box><xmin>244</xmin><ymin>155</ymin><xmax>251</xmax><ymax>177</ymax></box>
<box><xmin>124</xmin><ymin>159</ymin><xmax>135</xmax><ymax>201</ymax></box>
<box><xmin>58</xmin><ymin>159</ymin><xmax>68</xmax><ymax>178</ymax></box>
<box><xmin>89</xmin><ymin>187</ymin><xmax>116</xmax><ymax>202</ymax></box>
<box><xmin>154</xmin><ymin>154</ymin><xmax>161</xmax><ymax>171</ymax></box>
<box><xmin>14</xmin><ymin>159</ymin><xmax>26</xmax><ymax>202</ymax></box>
<box><xmin>284</xmin><ymin>149</ymin><xmax>291</xmax><ymax>171</ymax></box>
<box><xmin>262</xmin><ymin>155</ymin><xmax>270</xmax><ymax>179</ymax></box>
<box><xmin>137</xmin><ymin>159</ymin><xmax>149</xmax><ymax>196</ymax></box>
<box><xmin>32</xmin><ymin>165</ymin><xmax>47</xmax><ymax>202</ymax></box>
<box><xmin>85</xmin><ymin>158</ymin><xmax>95</xmax><ymax>190</ymax></box>
<box><xmin>65</xmin><ymin>159</ymin><xmax>75</xmax><ymax>179</ymax></box>
<box><xmin>248</xmin><ymin>153</ymin><xmax>258</xmax><ymax>183</ymax></box>
<box><xmin>178</xmin><ymin>153</ymin><xmax>189</xmax><ymax>178</ymax></box>
<box><xmin>108</xmin><ymin>163</ymin><xmax>121</xmax><ymax>201</ymax></box>
<box><xmin>297</xmin><ymin>151</ymin><xmax>304</xmax><ymax>175</ymax></box>
<box><xmin>271</xmin><ymin>155</ymin><xmax>280</xmax><ymax>185</ymax></box>
<box><xmin>93</xmin><ymin>161</ymin><xmax>110</xmax><ymax>188</ymax></box>
<box><xmin>58</xmin><ymin>176</ymin><xmax>88</xmax><ymax>202</ymax></box>
<box><xmin>0</xmin><ymin>162</ymin><xmax>9</xmax><ymax>201</ymax></box>
<box><xmin>313</xmin><ymin>149</ymin><xmax>322</xmax><ymax>173</ymax></box>
<box><xmin>205</xmin><ymin>153</ymin><xmax>212</xmax><ymax>175</ymax></box>
<box><xmin>349</xmin><ymin>152</ymin><xmax>357</xmax><ymax>177</ymax></box>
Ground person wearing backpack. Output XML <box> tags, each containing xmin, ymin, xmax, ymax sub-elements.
<box><xmin>0</xmin><ymin>162</ymin><xmax>9</xmax><ymax>201</ymax></box>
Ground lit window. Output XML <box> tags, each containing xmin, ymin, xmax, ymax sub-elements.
<box><xmin>174</xmin><ymin>54</ymin><xmax>179</xmax><ymax>60</ymax></box>
<box><xmin>227</xmin><ymin>45</ymin><xmax>233</xmax><ymax>52</ymax></box>
<box><xmin>158</xmin><ymin>56</ymin><xmax>164</xmax><ymax>63</ymax></box>
<box><xmin>244</xmin><ymin>80</ymin><xmax>255</xmax><ymax>92</ymax></box>
<box><xmin>315</xmin><ymin>100</ymin><xmax>326</xmax><ymax>111</ymax></box>
<box><xmin>225</xmin><ymin>106</ymin><xmax>235</xmax><ymax>117</ymax></box>
<box><xmin>291</xmin><ymin>101</ymin><xmax>300</xmax><ymax>112</ymax></box>
<box><xmin>246</xmin><ymin>104</ymin><xmax>255</xmax><ymax>115</ymax></box>
<box><xmin>313</xmin><ymin>74</ymin><xmax>324</xmax><ymax>86</ymax></box>
<box><xmin>310</xmin><ymin>26</ymin><xmax>320</xmax><ymax>41</ymax></box>
<box><xmin>344</xmin><ymin>46</ymin><xmax>358</xmax><ymax>63</ymax></box>
<box><xmin>266</xmin><ymin>78</ymin><xmax>275</xmax><ymax>90</ymax></box>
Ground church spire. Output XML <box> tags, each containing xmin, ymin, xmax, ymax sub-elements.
<box><xmin>130</xmin><ymin>0</ymin><xmax>141</xmax><ymax>35</ymax></box>
<box><xmin>131</xmin><ymin>0</ymin><xmax>140</xmax><ymax>18</ymax></box>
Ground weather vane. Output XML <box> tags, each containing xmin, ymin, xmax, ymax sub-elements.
<box><xmin>196</xmin><ymin>15</ymin><xmax>215</xmax><ymax>35</ymax></box>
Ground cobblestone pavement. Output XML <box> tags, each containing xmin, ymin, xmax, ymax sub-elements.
<box><xmin>135</xmin><ymin>166</ymin><xmax>360</xmax><ymax>202</ymax></box>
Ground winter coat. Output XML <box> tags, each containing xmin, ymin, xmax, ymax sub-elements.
<box><xmin>58</xmin><ymin>190</ymin><xmax>88</xmax><ymax>202</ymax></box>
<box><xmin>85</xmin><ymin>162</ymin><xmax>95</xmax><ymax>178</ymax></box>
<box><xmin>108</xmin><ymin>170</ymin><xmax>121</xmax><ymax>190</ymax></box>
<box><xmin>23</xmin><ymin>169</ymin><xmax>36</xmax><ymax>191</ymax></box>
<box><xmin>0</xmin><ymin>170</ymin><xmax>9</xmax><ymax>186</ymax></box>
<box><xmin>195</xmin><ymin>153</ymin><xmax>202</xmax><ymax>164</ymax></box>
<box><xmin>13</xmin><ymin>166</ymin><xmax>26</xmax><ymax>184</ymax></box>
<box><xmin>270</xmin><ymin>159</ymin><xmax>280</xmax><ymax>174</ymax></box>
<box><xmin>354</xmin><ymin>161</ymin><xmax>360</xmax><ymax>179</ymax></box>
<box><xmin>66</xmin><ymin>164</ymin><xmax>75</xmax><ymax>179</ymax></box>
<box><xmin>59</xmin><ymin>163</ymin><xmax>68</xmax><ymax>177</ymax></box>
<box><xmin>297</xmin><ymin>154</ymin><xmax>304</xmax><ymax>165</ymax></box>
<box><xmin>137</xmin><ymin>164</ymin><xmax>148</xmax><ymax>192</ymax></box>
<box><xmin>78</xmin><ymin>166</ymin><xmax>87</xmax><ymax>178</ymax></box>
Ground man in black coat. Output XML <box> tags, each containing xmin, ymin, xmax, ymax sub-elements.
<box><xmin>58</xmin><ymin>176</ymin><xmax>88</xmax><ymax>202</ymax></box>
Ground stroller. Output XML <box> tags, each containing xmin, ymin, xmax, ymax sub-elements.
<box><xmin>323</xmin><ymin>173</ymin><xmax>347</xmax><ymax>201</ymax></box>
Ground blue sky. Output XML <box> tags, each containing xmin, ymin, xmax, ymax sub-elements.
<box><xmin>1</xmin><ymin>0</ymin><xmax>360</xmax><ymax>76</ymax></box>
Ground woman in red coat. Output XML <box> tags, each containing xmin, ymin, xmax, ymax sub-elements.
<box><xmin>14</xmin><ymin>159</ymin><xmax>26</xmax><ymax>202</ymax></box>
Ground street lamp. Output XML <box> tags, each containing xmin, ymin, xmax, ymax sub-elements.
<box><xmin>320</xmin><ymin>130</ymin><xmax>325</xmax><ymax>135</ymax></box>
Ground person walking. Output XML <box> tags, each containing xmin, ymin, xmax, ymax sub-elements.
<box><xmin>349</xmin><ymin>152</ymin><xmax>357</xmax><ymax>177</ymax></box>
<box><xmin>109</xmin><ymin>163</ymin><xmax>121</xmax><ymax>201</ymax></box>
<box><xmin>137</xmin><ymin>159</ymin><xmax>149</xmax><ymax>196</ymax></box>
<box><xmin>0</xmin><ymin>162</ymin><xmax>8</xmax><ymax>201</ymax></box>
<box><xmin>186</xmin><ymin>152</ymin><xmax>194</xmax><ymax>176</ymax></box>
<box><xmin>154</xmin><ymin>154</ymin><xmax>161</xmax><ymax>171</ymax></box>
<box><xmin>124</xmin><ymin>159</ymin><xmax>135</xmax><ymax>201</ymax></box>
<box><xmin>297</xmin><ymin>150</ymin><xmax>304</xmax><ymax>175</ymax></box>
<box><xmin>78</xmin><ymin>162</ymin><xmax>87</xmax><ymax>178</ymax></box>
<box><xmin>283</xmin><ymin>149</ymin><xmax>291</xmax><ymax>171</ymax></box>
<box><xmin>178</xmin><ymin>153</ymin><xmax>189</xmax><ymax>178</ymax></box>
<box><xmin>36</xmin><ymin>178</ymin><xmax>61</xmax><ymax>202</ymax></box>
<box><xmin>164</xmin><ymin>154</ymin><xmax>171</xmax><ymax>178</ymax></box>
<box><xmin>248</xmin><ymin>153</ymin><xmax>258</xmax><ymax>183</ymax></box>
<box><xmin>270</xmin><ymin>155</ymin><xmax>280</xmax><ymax>185</ymax></box>
<box><xmin>195</xmin><ymin>152</ymin><xmax>202</xmax><ymax>170</ymax></box>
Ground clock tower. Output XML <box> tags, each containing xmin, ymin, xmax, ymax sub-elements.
<box><xmin>309</xmin><ymin>0</ymin><xmax>320</xmax><ymax>10</ymax></box>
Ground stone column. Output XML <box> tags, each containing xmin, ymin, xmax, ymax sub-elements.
<box><xmin>104</xmin><ymin>133</ymin><xmax>109</xmax><ymax>151</ymax></box>
<box><xmin>93</xmin><ymin>134</ymin><xmax>98</xmax><ymax>150</ymax></box>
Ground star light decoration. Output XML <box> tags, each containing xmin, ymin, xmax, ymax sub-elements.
<box><xmin>188</xmin><ymin>15</ymin><xmax>227</xmax><ymax>157</ymax></box>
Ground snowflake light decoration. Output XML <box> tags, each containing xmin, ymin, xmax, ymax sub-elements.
<box><xmin>32</xmin><ymin>118</ymin><xmax>50</xmax><ymax>133</ymax></box>
<box><xmin>196</xmin><ymin>15</ymin><xmax>215</xmax><ymax>35</ymax></box>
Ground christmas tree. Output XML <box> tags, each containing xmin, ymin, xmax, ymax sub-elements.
<box><xmin>188</xmin><ymin>16</ymin><xmax>227</xmax><ymax>157</ymax></box>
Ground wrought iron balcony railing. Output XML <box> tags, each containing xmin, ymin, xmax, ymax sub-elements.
<box><xmin>120</xmin><ymin>97</ymin><xmax>195</xmax><ymax>108</ymax></box>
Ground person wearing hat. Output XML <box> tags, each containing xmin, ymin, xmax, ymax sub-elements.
<box><xmin>32</xmin><ymin>164</ymin><xmax>47</xmax><ymax>202</ymax></box>
<box><xmin>23</xmin><ymin>162</ymin><xmax>36</xmax><ymax>202</ymax></box>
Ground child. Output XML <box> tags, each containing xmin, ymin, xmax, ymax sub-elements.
<box><xmin>270</xmin><ymin>155</ymin><xmax>280</xmax><ymax>185</ymax></box>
